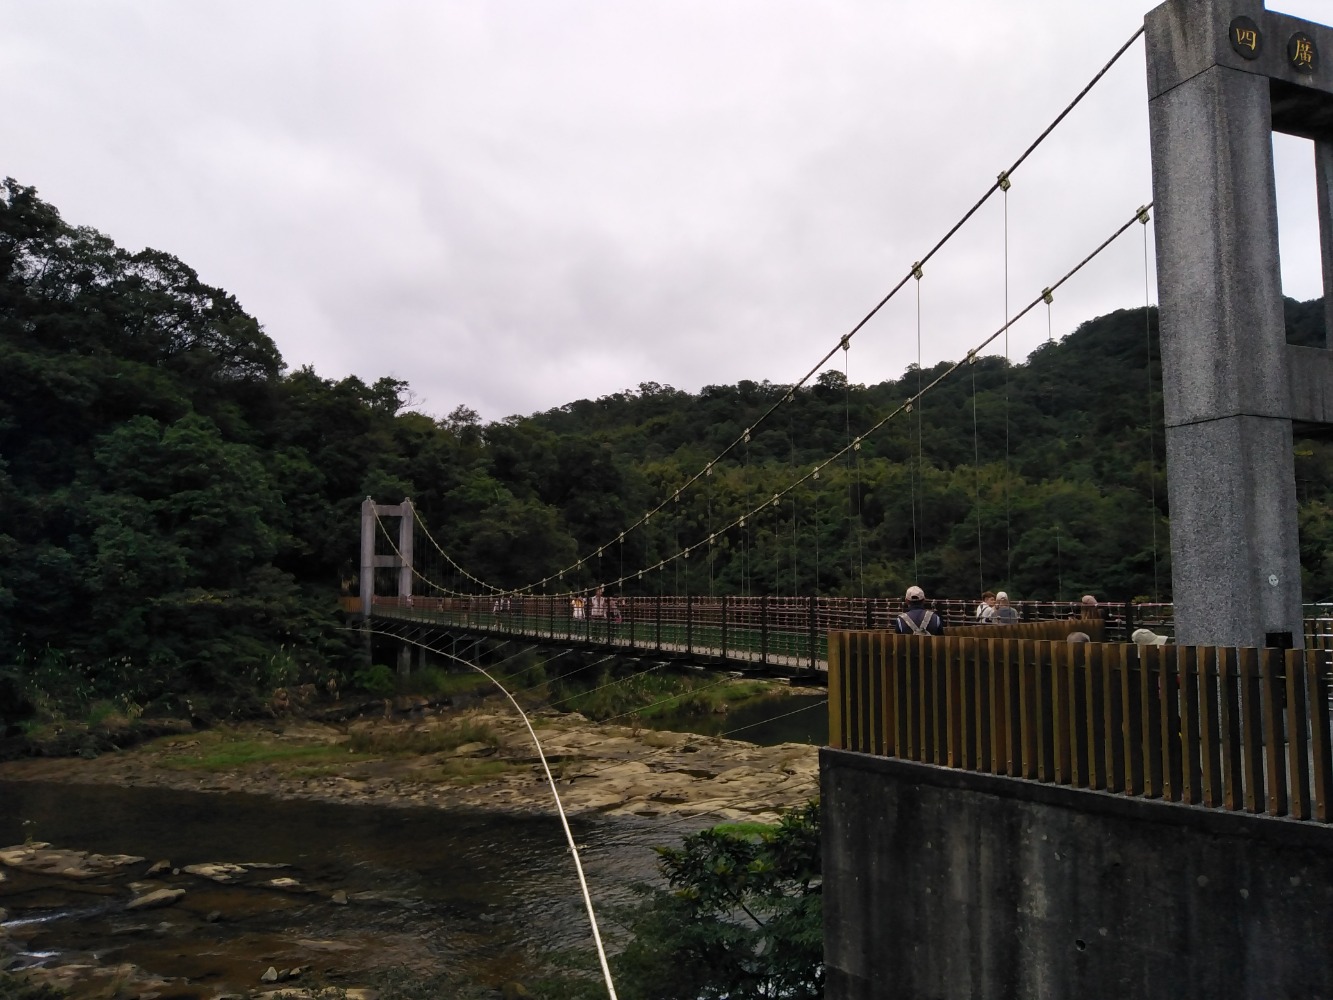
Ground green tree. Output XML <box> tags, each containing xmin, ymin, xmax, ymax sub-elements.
<box><xmin>615</xmin><ymin>801</ymin><xmax>823</xmax><ymax>1000</ymax></box>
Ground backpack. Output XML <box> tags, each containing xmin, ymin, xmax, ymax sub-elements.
<box><xmin>897</xmin><ymin>609</ymin><xmax>938</xmax><ymax>636</ymax></box>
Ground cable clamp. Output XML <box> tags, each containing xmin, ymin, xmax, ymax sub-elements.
<box><xmin>905</xmin><ymin>401</ymin><xmax>914</xmax><ymax>414</ymax></box>
<box><xmin>709</xmin><ymin>533</ymin><xmax>715</xmax><ymax>544</ymax></box>
<box><xmin>683</xmin><ymin>548</ymin><xmax>690</xmax><ymax>559</ymax></box>
<box><xmin>840</xmin><ymin>335</ymin><xmax>851</xmax><ymax>352</ymax></box>
<box><xmin>784</xmin><ymin>391</ymin><xmax>794</xmax><ymax>404</ymax></box>
<box><xmin>743</xmin><ymin>428</ymin><xmax>751</xmax><ymax>443</ymax></box>
<box><xmin>674</xmin><ymin>491</ymin><xmax>681</xmax><ymax>503</ymax></box>
<box><xmin>812</xmin><ymin>466</ymin><xmax>820</xmax><ymax>479</ymax></box>
<box><xmin>705</xmin><ymin>462</ymin><xmax>713</xmax><ymax>476</ymax></box>
<box><xmin>967</xmin><ymin>349</ymin><xmax>978</xmax><ymax>365</ymax></box>
<box><xmin>1042</xmin><ymin>287</ymin><xmax>1053</xmax><ymax>305</ymax></box>
<box><xmin>997</xmin><ymin>171</ymin><xmax>1011</xmax><ymax>191</ymax></box>
<box><xmin>1137</xmin><ymin>205</ymin><xmax>1150</xmax><ymax>225</ymax></box>
<box><xmin>853</xmin><ymin>437</ymin><xmax>862</xmax><ymax>451</ymax></box>
<box><xmin>772</xmin><ymin>495</ymin><xmax>781</xmax><ymax>507</ymax></box>
<box><xmin>911</xmin><ymin>262</ymin><xmax>924</xmax><ymax>281</ymax></box>
<box><xmin>739</xmin><ymin>516</ymin><xmax>745</xmax><ymax>527</ymax></box>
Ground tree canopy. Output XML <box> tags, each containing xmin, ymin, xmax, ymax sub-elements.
<box><xmin>3</xmin><ymin>177</ymin><xmax>1332</xmax><ymax>721</ymax></box>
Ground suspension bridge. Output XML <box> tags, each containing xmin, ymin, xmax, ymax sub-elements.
<box><xmin>344</xmin><ymin>2</ymin><xmax>1333</xmax><ymax>674</ymax></box>
<box><xmin>347</xmin><ymin>3</ymin><xmax>1333</xmax><ymax>996</ymax></box>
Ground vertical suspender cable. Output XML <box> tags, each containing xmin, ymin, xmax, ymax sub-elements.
<box><xmin>972</xmin><ymin>347</ymin><xmax>984</xmax><ymax>596</ymax></box>
<box><xmin>1141</xmin><ymin>208</ymin><xmax>1161</xmax><ymax>602</ymax></box>
<box><xmin>912</xmin><ymin>267</ymin><xmax>923</xmax><ymax>584</ymax></box>
<box><xmin>1046</xmin><ymin>293</ymin><xmax>1063</xmax><ymax>602</ymax></box>
<box><xmin>790</xmin><ymin>414</ymin><xmax>799</xmax><ymax>597</ymax></box>
<box><xmin>1001</xmin><ymin>177</ymin><xmax>1013</xmax><ymax>587</ymax></box>
<box><xmin>843</xmin><ymin>345</ymin><xmax>855</xmax><ymax>593</ymax></box>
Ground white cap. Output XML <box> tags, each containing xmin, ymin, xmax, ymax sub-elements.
<box><xmin>1081</xmin><ymin>594</ymin><xmax>1097</xmax><ymax>605</ymax></box>
<box><xmin>905</xmin><ymin>586</ymin><xmax>925</xmax><ymax>601</ymax></box>
<box><xmin>995</xmin><ymin>591</ymin><xmax>1009</xmax><ymax>601</ymax></box>
<box><xmin>1131</xmin><ymin>628</ymin><xmax>1168</xmax><ymax>646</ymax></box>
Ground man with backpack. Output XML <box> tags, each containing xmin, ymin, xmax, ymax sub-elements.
<box><xmin>895</xmin><ymin>585</ymin><xmax>944</xmax><ymax>635</ymax></box>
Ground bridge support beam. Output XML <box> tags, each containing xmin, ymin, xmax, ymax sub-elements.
<box><xmin>1146</xmin><ymin>0</ymin><xmax>1333</xmax><ymax>646</ymax></box>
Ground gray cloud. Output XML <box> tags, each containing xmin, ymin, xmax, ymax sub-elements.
<box><xmin>3</xmin><ymin>0</ymin><xmax>1328</xmax><ymax>420</ymax></box>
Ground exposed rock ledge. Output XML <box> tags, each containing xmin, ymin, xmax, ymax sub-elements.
<box><xmin>0</xmin><ymin>707</ymin><xmax>820</xmax><ymax>825</ymax></box>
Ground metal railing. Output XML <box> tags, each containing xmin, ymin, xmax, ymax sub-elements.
<box><xmin>828</xmin><ymin>631</ymin><xmax>1333</xmax><ymax>824</ymax></box>
<box><xmin>344</xmin><ymin>594</ymin><xmax>1333</xmax><ymax>670</ymax></box>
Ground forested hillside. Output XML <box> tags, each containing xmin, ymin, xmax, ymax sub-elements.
<box><xmin>2</xmin><ymin>179</ymin><xmax>1331</xmax><ymax>720</ymax></box>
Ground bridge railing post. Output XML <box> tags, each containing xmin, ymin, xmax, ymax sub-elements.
<box><xmin>808</xmin><ymin>595</ymin><xmax>817</xmax><ymax>673</ymax></box>
<box><xmin>686</xmin><ymin>593</ymin><xmax>694</xmax><ymax>654</ymax></box>
<box><xmin>656</xmin><ymin>593</ymin><xmax>663</xmax><ymax>652</ymax></box>
<box><xmin>721</xmin><ymin>596</ymin><xmax>729</xmax><ymax>661</ymax></box>
<box><xmin>761</xmin><ymin>595</ymin><xmax>770</xmax><ymax>666</ymax></box>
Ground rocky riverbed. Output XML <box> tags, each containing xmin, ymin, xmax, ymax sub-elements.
<box><xmin>0</xmin><ymin>697</ymin><xmax>822</xmax><ymax>998</ymax></box>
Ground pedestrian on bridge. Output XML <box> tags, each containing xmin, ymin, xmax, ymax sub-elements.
<box><xmin>895</xmin><ymin>586</ymin><xmax>943</xmax><ymax>636</ymax></box>
<box><xmin>975</xmin><ymin>591</ymin><xmax>997</xmax><ymax>622</ymax></box>
<box><xmin>991</xmin><ymin>592</ymin><xmax>1020</xmax><ymax>625</ymax></box>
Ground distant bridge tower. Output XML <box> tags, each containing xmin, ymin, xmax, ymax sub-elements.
<box><xmin>359</xmin><ymin>496</ymin><xmax>415</xmax><ymax>616</ymax></box>
<box><xmin>1146</xmin><ymin>0</ymin><xmax>1333</xmax><ymax>647</ymax></box>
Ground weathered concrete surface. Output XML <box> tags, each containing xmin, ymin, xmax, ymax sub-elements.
<box><xmin>1145</xmin><ymin>0</ymin><xmax>1333</xmax><ymax>647</ymax></box>
<box><xmin>822</xmin><ymin>748</ymin><xmax>1333</xmax><ymax>1000</ymax></box>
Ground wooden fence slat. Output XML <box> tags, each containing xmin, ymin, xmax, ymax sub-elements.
<box><xmin>1179</xmin><ymin>646</ymin><xmax>1201</xmax><ymax>805</ymax></box>
<box><xmin>1142</xmin><ymin>645</ymin><xmax>1164</xmax><ymax>799</ymax></box>
<box><xmin>1261</xmin><ymin>649</ymin><xmax>1289</xmax><ymax>817</ymax></box>
<box><xmin>1238</xmin><ymin>647</ymin><xmax>1265</xmax><ymax>814</ymax></box>
<box><xmin>1052</xmin><ymin>642</ymin><xmax>1071</xmax><ymax>785</ymax></box>
<box><xmin>975</xmin><ymin>638</ymin><xmax>992</xmax><ymax>772</ymax></box>
<box><xmin>988</xmin><ymin>638</ymin><xmax>1007</xmax><ymax>776</ymax></box>
<box><xmin>1197</xmin><ymin>646</ymin><xmax>1222</xmax><ymax>808</ymax></box>
<box><xmin>1159</xmin><ymin>644</ymin><xmax>1183</xmax><ymax>803</ymax></box>
<box><xmin>906</xmin><ymin>635</ymin><xmax>920</xmax><ymax>762</ymax></box>
<box><xmin>1069</xmin><ymin>642</ymin><xmax>1089</xmax><ymax>788</ymax></box>
<box><xmin>944</xmin><ymin>637</ymin><xmax>961</xmax><ymax>767</ymax></box>
<box><xmin>1307</xmin><ymin>652</ymin><xmax>1332</xmax><ymax>823</ymax></box>
<box><xmin>828</xmin><ymin>631</ymin><xmax>845</xmax><ymax>749</ymax></box>
<box><xmin>878</xmin><ymin>633</ymin><xmax>894</xmax><ymax>757</ymax></box>
<box><xmin>893</xmin><ymin>633</ymin><xmax>909</xmax><ymax>760</ymax></box>
<box><xmin>1285</xmin><ymin>649</ymin><xmax>1310</xmax><ymax>822</ymax></box>
<box><xmin>1086</xmin><ymin>643</ymin><xmax>1106</xmax><ymax>790</ymax></box>
<box><xmin>1219</xmin><ymin>648</ymin><xmax>1243</xmax><ymax>811</ymax></box>
<box><xmin>1120</xmin><ymin>643</ymin><xmax>1142</xmax><ymax>796</ymax></box>
<box><xmin>1018</xmin><ymin>640</ymin><xmax>1040</xmax><ymax>780</ymax></box>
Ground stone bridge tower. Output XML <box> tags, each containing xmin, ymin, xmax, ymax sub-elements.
<box><xmin>1147</xmin><ymin>0</ymin><xmax>1333</xmax><ymax>647</ymax></box>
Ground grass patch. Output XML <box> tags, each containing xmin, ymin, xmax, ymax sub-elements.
<box><xmin>346</xmin><ymin>717</ymin><xmax>499</xmax><ymax>756</ymax></box>
<box><xmin>402</xmin><ymin>758</ymin><xmax>522</xmax><ymax>786</ymax></box>
<box><xmin>560</xmin><ymin>670</ymin><xmax>777</xmax><ymax>722</ymax></box>
<box><xmin>158</xmin><ymin>737</ymin><xmax>362</xmax><ymax>771</ymax></box>
<box><xmin>711</xmin><ymin>820</ymin><xmax>779</xmax><ymax>839</ymax></box>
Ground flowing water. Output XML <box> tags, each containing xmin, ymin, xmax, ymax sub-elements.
<box><xmin>0</xmin><ymin>693</ymin><xmax>826</xmax><ymax>994</ymax></box>
<box><xmin>0</xmin><ymin>780</ymin><xmax>665</xmax><ymax>993</ymax></box>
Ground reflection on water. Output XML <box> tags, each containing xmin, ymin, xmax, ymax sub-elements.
<box><xmin>646</xmin><ymin>693</ymin><xmax>828</xmax><ymax>746</ymax></box>
<box><xmin>0</xmin><ymin>780</ymin><xmax>670</xmax><ymax>990</ymax></box>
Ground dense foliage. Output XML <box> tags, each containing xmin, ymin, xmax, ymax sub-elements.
<box><xmin>613</xmin><ymin>801</ymin><xmax>823</xmax><ymax>1000</ymax></box>
<box><xmin>3</xmin><ymin>179</ymin><xmax>1332</xmax><ymax>721</ymax></box>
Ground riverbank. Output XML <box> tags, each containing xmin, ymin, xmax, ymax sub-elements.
<box><xmin>0</xmin><ymin>695</ymin><xmax>823</xmax><ymax>999</ymax></box>
<box><xmin>0</xmin><ymin>695</ymin><xmax>822</xmax><ymax>824</ymax></box>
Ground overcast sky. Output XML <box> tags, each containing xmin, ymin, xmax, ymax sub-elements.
<box><xmin>4</xmin><ymin>1</ymin><xmax>1330</xmax><ymax>423</ymax></box>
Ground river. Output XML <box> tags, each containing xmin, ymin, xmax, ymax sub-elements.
<box><xmin>0</xmin><ymin>691</ymin><xmax>826</xmax><ymax>995</ymax></box>
<box><xmin>0</xmin><ymin>780</ymin><xmax>665</xmax><ymax>993</ymax></box>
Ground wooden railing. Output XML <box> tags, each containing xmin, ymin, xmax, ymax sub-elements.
<box><xmin>828</xmin><ymin>632</ymin><xmax>1333</xmax><ymax>824</ymax></box>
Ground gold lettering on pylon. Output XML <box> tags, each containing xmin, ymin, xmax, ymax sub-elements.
<box><xmin>1234</xmin><ymin>27</ymin><xmax>1258</xmax><ymax>52</ymax></box>
<box><xmin>1292</xmin><ymin>36</ymin><xmax>1315</xmax><ymax>69</ymax></box>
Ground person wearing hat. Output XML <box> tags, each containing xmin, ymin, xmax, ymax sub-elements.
<box><xmin>895</xmin><ymin>586</ymin><xmax>943</xmax><ymax>635</ymax></box>
<box><xmin>991</xmin><ymin>591</ymin><xmax>1020</xmax><ymax>625</ymax></box>
<box><xmin>1131</xmin><ymin>627</ymin><xmax>1168</xmax><ymax>646</ymax></box>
